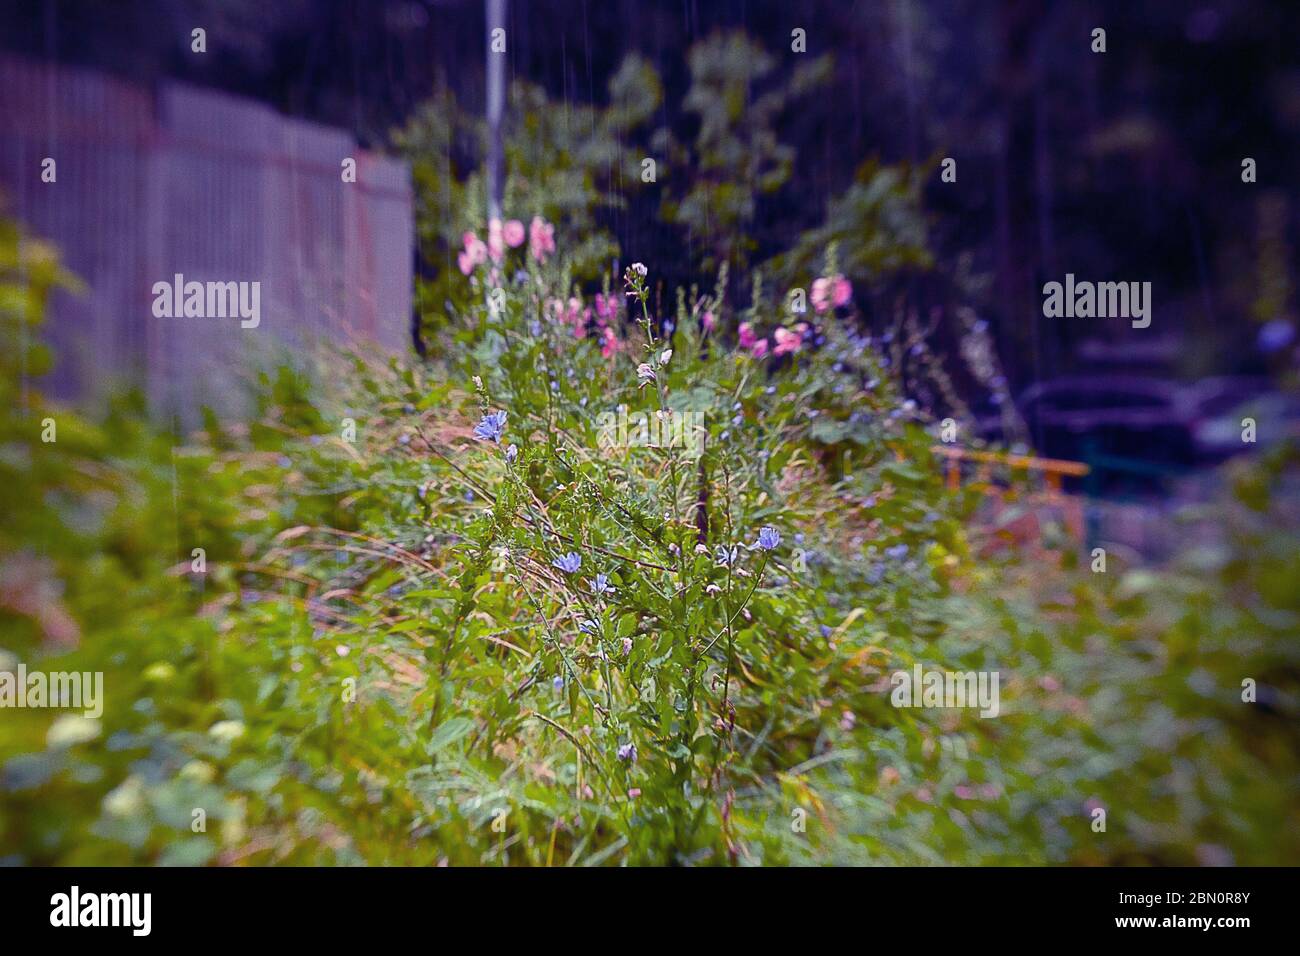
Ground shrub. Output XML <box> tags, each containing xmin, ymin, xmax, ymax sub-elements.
<box><xmin>2</xmin><ymin>211</ymin><xmax>1296</xmax><ymax>866</ymax></box>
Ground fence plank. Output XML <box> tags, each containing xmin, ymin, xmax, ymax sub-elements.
<box><xmin>0</xmin><ymin>55</ymin><xmax>413</xmax><ymax>424</ymax></box>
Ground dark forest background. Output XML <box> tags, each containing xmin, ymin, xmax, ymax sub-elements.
<box><xmin>4</xmin><ymin>0</ymin><xmax>1298</xmax><ymax>400</ymax></box>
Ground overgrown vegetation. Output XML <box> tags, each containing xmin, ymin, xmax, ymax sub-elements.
<box><xmin>2</xmin><ymin>206</ymin><xmax>1297</xmax><ymax>865</ymax></box>
<box><xmin>394</xmin><ymin>33</ymin><xmax>931</xmax><ymax>350</ymax></box>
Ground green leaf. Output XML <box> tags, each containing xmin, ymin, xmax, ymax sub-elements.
<box><xmin>426</xmin><ymin>716</ymin><xmax>475</xmax><ymax>755</ymax></box>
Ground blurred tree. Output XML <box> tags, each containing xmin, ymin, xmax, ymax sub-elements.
<box><xmin>659</xmin><ymin>32</ymin><xmax>832</xmax><ymax>275</ymax></box>
<box><xmin>764</xmin><ymin>158</ymin><xmax>932</xmax><ymax>299</ymax></box>
<box><xmin>392</xmin><ymin>54</ymin><xmax>663</xmax><ymax>341</ymax></box>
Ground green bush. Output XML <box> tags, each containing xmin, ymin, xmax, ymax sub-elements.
<box><xmin>3</xmin><ymin>211</ymin><xmax>1295</xmax><ymax>865</ymax></box>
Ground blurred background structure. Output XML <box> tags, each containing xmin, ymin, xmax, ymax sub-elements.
<box><xmin>0</xmin><ymin>53</ymin><xmax>412</xmax><ymax>423</ymax></box>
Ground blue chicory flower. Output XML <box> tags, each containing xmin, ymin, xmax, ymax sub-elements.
<box><xmin>755</xmin><ymin>526</ymin><xmax>781</xmax><ymax>551</ymax></box>
<box><xmin>616</xmin><ymin>742</ymin><xmax>637</xmax><ymax>763</ymax></box>
<box><xmin>473</xmin><ymin>410</ymin><xmax>507</xmax><ymax>443</ymax></box>
<box><xmin>592</xmin><ymin>573</ymin><xmax>614</xmax><ymax>596</ymax></box>
<box><xmin>885</xmin><ymin>544</ymin><xmax>909</xmax><ymax>561</ymax></box>
<box><xmin>505</xmin><ymin>443</ymin><xmax>518</xmax><ymax>464</ymax></box>
<box><xmin>715</xmin><ymin>545</ymin><xmax>739</xmax><ymax>566</ymax></box>
<box><xmin>552</xmin><ymin>552</ymin><xmax>582</xmax><ymax>574</ymax></box>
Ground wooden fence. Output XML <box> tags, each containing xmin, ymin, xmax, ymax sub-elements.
<box><xmin>0</xmin><ymin>54</ymin><xmax>413</xmax><ymax>423</ymax></box>
<box><xmin>931</xmin><ymin>444</ymin><xmax>1091</xmax><ymax>548</ymax></box>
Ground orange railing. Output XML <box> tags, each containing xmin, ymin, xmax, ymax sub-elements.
<box><xmin>931</xmin><ymin>445</ymin><xmax>1090</xmax><ymax>493</ymax></box>
<box><xmin>931</xmin><ymin>445</ymin><xmax>1091</xmax><ymax>546</ymax></box>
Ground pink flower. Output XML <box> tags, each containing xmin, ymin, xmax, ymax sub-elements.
<box><xmin>750</xmin><ymin>339</ymin><xmax>769</xmax><ymax>358</ymax></box>
<box><xmin>566</xmin><ymin>297</ymin><xmax>583</xmax><ymax>326</ymax></box>
<box><xmin>738</xmin><ymin>322</ymin><xmax>757</xmax><ymax>349</ymax></box>
<box><xmin>832</xmin><ymin>275</ymin><xmax>852</xmax><ymax>307</ymax></box>
<box><xmin>811</xmin><ymin>278</ymin><xmax>831</xmax><ymax>313</ymax></box>
<box><xmin>529</xmin><ymin>216</ymin><xmax>556</xmax><ymax>263</ymax></box>
<box><xmin>594</xmin><ymin>293</ymin><xmax>616</xmax><ymax>323</ymax></box>
<box><xmin>548</xmin><ymin>298</ymin><xmax>576</xmax><ymax>332</ymax></box>
<box><xmin>503</xmin><ymin>219</ymin><xmax>525</xmax><ymax>248</ymax></box>
<box><xmin>773</xmin><ymin>327</ymin><xmax>802</xmax><ymax>356</ymax></box>
<box><xmin>812</xmin><ymin>274</ymin><xmax>852</xmax><ymax>312</ymax></box>
<box><xmin>487</xmin><ymin>218</ymin><xmax>505</xmax><ymax>263</ymax></box>
<box><xmin>601</xmin><ymin>326</ymin><xmax>618</xmax><ymax>358</ymax></box>
<box><xmin>702</xmin><ymin>310</ymin><xmax>716</xmax><ymax>332</ymax></box>
<box><xmin>461</xmin><ymin>231</ymin><xmax>488</xmax><ymax>272</ymax></box>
